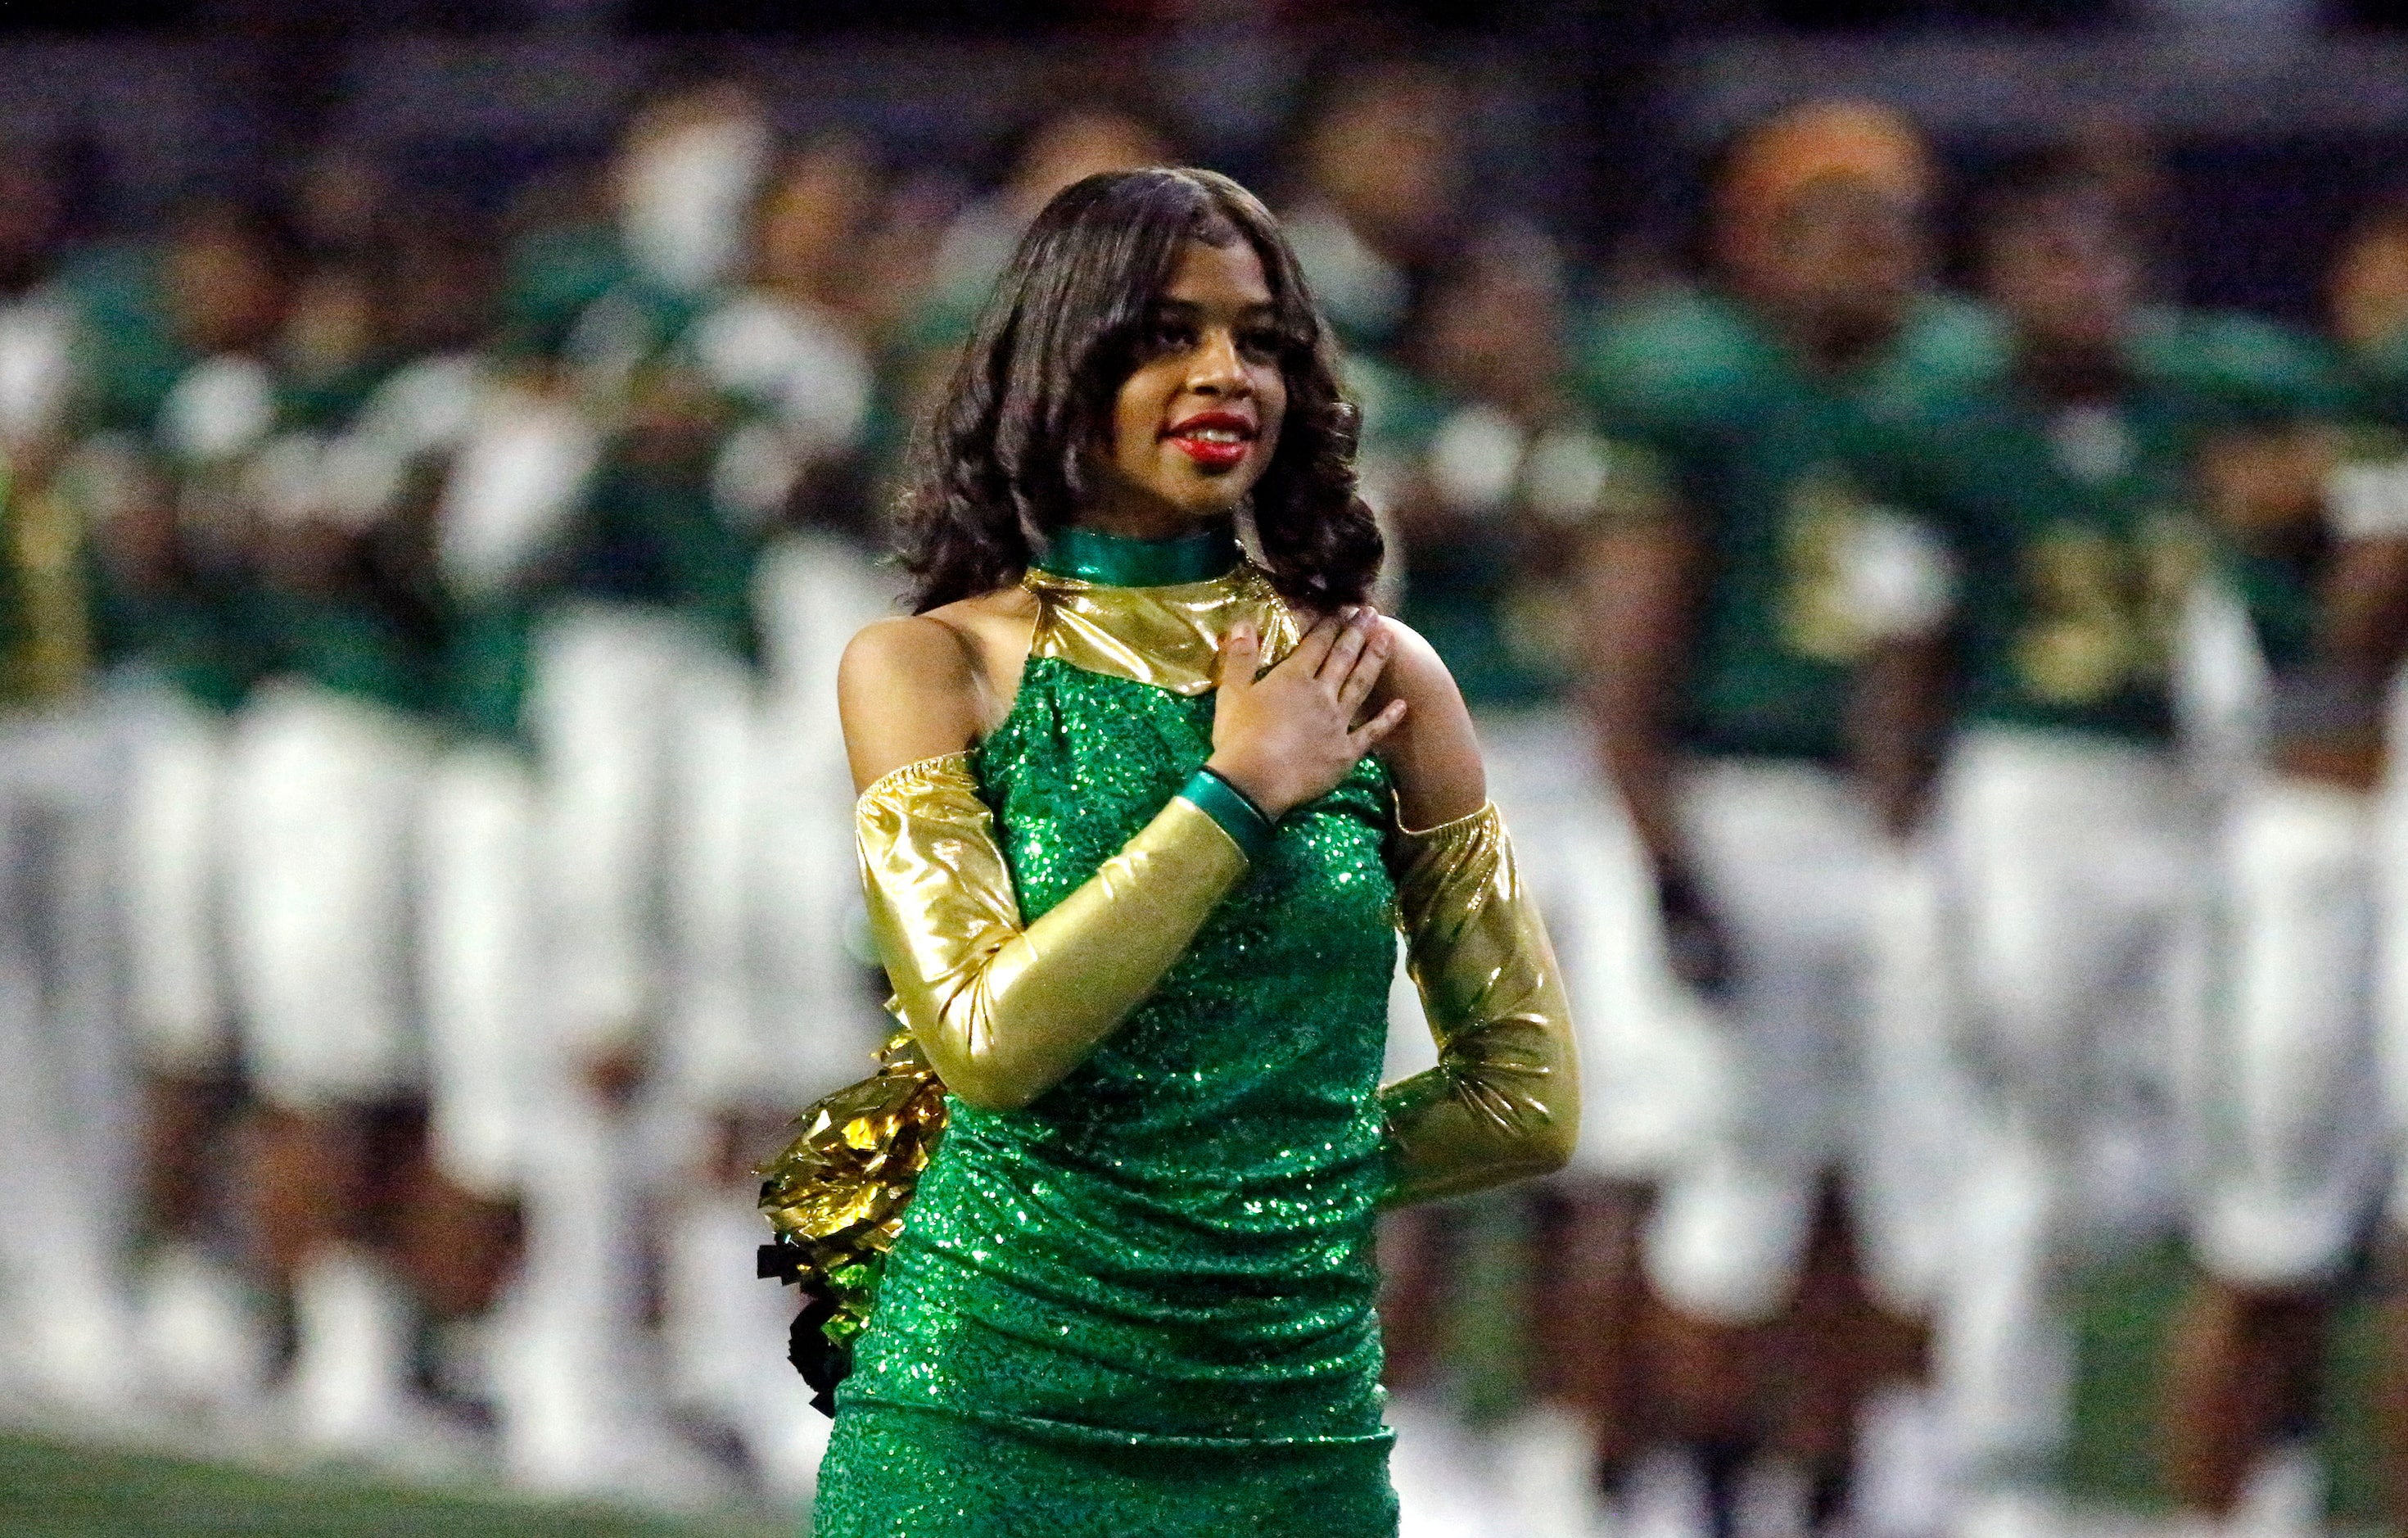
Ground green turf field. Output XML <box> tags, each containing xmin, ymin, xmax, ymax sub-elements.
<box><xmin>0</xmin><ymin>1240</ymin><xmax>2392</xmax><ymax>1535</ymax></box>
<box><xmin>2066</xmin><ymin>1239</ymin><xmax>2392</xmax><ymax>1523</ymax></box>
<box><xmin>1445</xmin><ymin>1202</ymin><xmax>2397</xmax><ymax>1527</ymax></box>
<box><xmin>0</xmin><ymin>1436</ymin><xmax>794</xmax><ymax>1538</ymax></box>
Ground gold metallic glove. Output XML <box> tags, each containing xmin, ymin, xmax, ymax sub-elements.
<box><xmin>856</xmin><ymin>753</ymin><xmax>1250</xmax><ymax>1111</ymax></box>
<box><xmin>1379</xmin><ymin>803</ymin><xmax>1580</xmax><ymax>1206</ymax></box>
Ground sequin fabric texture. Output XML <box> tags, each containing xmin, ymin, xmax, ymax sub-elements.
<box><xmin>810</xmin><ymin>643</ymin><xmax>1403</xmax><ymax>1536</ymax></box>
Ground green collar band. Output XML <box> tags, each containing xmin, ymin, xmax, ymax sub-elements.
<box><xmin>1033</xmin><ymin>522</ymin><xmax>1242</xmax><ymax>587</ymax></box>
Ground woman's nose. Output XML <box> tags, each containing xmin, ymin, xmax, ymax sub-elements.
<box><xmin>1187</xmin><ymin>329</ymin><xmax>1250</xmax><ymax>396</ymax></box>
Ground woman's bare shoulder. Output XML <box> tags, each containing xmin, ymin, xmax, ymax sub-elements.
<box><xmin>1368</xmin><ymin>615</ymin><xmax>1459</xmax><ymax>708</ymax></box>
<box><xmin>838</xmin><ymin>589</ymin><xmax>1037</xmax><ymax>790</ymax></box>
<box><xmin>922</xmin><ymin>585</ymin><xmax>1041</xmax><ymax>646</ymax></box>
<box><xmin>1367</xmin><ymin>614</ymin><xmax>1487</xmax><ymax>829</ymax></box>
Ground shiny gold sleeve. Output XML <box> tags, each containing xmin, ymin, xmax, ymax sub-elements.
<box><xmin>856</xmin><ymin>753</ymin><xmax>1250</xmax><ymax>1112</ymax></box>
<box><xmin>1378</xmin><ymin>803</ymin><xmax>1580</xmax><ymax>1206</ymax></box>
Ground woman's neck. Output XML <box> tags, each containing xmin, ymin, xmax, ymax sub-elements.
<box><xmin>1035</xmin><ymin>521</ymin><xmax>1241</xmax><ymax>587</ymax></box>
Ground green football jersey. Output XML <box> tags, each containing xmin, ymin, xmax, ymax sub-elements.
<box><xmin>56</xmin><ymin>243</ymin><xmax>192</xmax><ymax>436</ymax></box>
<box><xmin>2139</xmin><ymin>310</ymin><xmax>2352</xmax><ymax>690</ymax></box>
<box><xmin>40</xmin><ymin>445</ymin><xmax>259</xmax><ymax>713</ymax></box>
<box><xmin>500</xmin><ymin>222</ymin><xmax>632</xmax><ymax>362</ymax></box>
<box><xmin>568</xmin><ymin>447</ymin><xmax>757</xmax><ymax>655</ymax></box>
<box><xmin>2353</xmin><ymin>323</ymin><xmax>2408</xmax><ymax>429</ymax></box>
<box><xmin>250</xmin><ymin>584</ymin><xmax>429</xmax><ymax>712</ymax></box>
<box><xmin>90</xmin><ymin>569</ymin><xmax>255</xmax><ymax>710</ymax></box>
<box><xmin>15</xmin><ymin>252</ymin><xmax>260</xmax><ymax>710</ymax></box>
<box><xmin>440</xmin><ymin>593</ymin><xmax>537</xmax><ymax>742</ymax></box>
<box><xmin>1859</xmin><ymin>308</ymin><xmax>2338</xmax><ymax>744</ymax></box>
<box><xmin>2220</xmin><ymin>332</ymin><xmax>2408</xmax><ymax>753</ymax></box>
<box><xmin>429</xmin><ymin>351</ymin><xmax>768</xmax><ymax>745</ymax></box>
<box><xmin>1349</xmin><ymin>355</ymin><xmax>1538</xmax><ymax>708</ymax></box>
<box><xmin>74</xmin><ymin>432</ymin><xmax>260</xmax><ymax>712</ymax></box>
<box><xmin>1865</xmin><ymin>390</ymin><xmax>2201</xmax><ymax>744</ymax></box>
<box><xmin>1577</xmin><ymin>285</ymin><xmax>1993</xmax><ymax>761</ymax></box>
<box><xmin>43</xmin><ymin>444</ymin><xmax>258</xmax><ymax>714</ymax></box>
<box><xmin>236</xmin><ymin>367</ymin><xmax>436</xmax><ymax>716</ymax></box>
<box><xmin>436</xmin><ymin>452</ymin><xmax>755</xmax><ymax>748</ymax></box>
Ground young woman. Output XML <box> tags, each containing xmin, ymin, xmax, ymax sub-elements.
<box><xmin>807</xmin><ymin>167</ymin><xmax>1578</xmax><ymax>1536</ymax></box>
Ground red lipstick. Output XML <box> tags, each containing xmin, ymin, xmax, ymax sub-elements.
<box><xmin>1163</xmin><ymin>409</ymin><xmax>1256</xmax><ymax>471</ymax></box>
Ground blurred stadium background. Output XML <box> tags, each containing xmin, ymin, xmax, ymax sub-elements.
<box><xmin>4</xmin><ymin>1</ymin><xmax>2408</xmax><ymax>1535</ymax></box>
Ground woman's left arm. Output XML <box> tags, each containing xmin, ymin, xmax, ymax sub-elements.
<box><xmin>1371</xmin><ymin>619</ymin><xmax>1581</xmax><ymax>1206</ymax></box>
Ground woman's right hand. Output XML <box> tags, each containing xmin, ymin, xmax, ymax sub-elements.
<box><xmin>1207</xmin><ymin>607</ymin><xmax>1408</xmax><ymax>820</ymax></box>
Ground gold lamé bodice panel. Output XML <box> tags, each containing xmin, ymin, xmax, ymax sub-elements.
<box><xmin>1020</xmin><ymin>561</ymin><xmax>1303</xmax><ymax>696</ymax></box>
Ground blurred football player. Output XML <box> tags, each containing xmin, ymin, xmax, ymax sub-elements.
<box><xmin>652</xmin><ymin>138</ymin><xmax>897</xmax><ymax>1504</ymax></box>
<box><xmin>1862</xmin><ymin>149</ymin><xmax>2355</xmax><ymax>1538</ymax></box>
<box><xmin>1279</xmin><ymin>56</ymin><xmax>1468</xmax><ymax>360</ymax></box>
<box><xmin>2301</xmin><ymin>192</ymin><xmax>2408</xmax><ymax>1537</ymax></box>
<box><xmin>1579</xmin><ymin>101</ymin><xmax>1976</xmax><ymax>1537</ymax></box>
<box><xmin>0</xmin><ymin>142</ymin><xmax>148</xmax><ymax>1416</ymax></box>
<box><xmin>216</xmin><ymin>209</ymin><xmax>472</xmax><ymax>1460</ymax></box>
<box><xmin>102</xmin><ymin>197</ymin><xmax>299</xmax><ymax>1420</ymax></box>
<box><xmin>1358</xmin><ymin>223</ymin><xmax>1683</xmax><ymax>1536</ymax></box>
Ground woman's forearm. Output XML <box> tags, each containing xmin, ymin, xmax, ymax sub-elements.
<box><xmin>1377</xmin><ymin>802</ymin><xmax>1580</xmax><ymax>1206</ymax></box>
<box><xmin>857</xmin><ymin>754</ymin><xmax>1250</xmax><ymax>1111</ymax></box>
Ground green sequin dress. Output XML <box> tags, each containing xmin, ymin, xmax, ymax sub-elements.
<box><xmin>809</xmin><ymin>639</ymin><xmax>1402</xmax><ymax>1536</ymax></box>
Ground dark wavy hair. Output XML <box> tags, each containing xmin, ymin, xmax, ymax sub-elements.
<box><xmin>897</xmin><ymin>167</ymin><xmax>1381</xmax><ymax>613</ymax></box>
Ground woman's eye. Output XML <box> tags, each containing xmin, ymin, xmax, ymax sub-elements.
<box><xmin>1238</xmin><ymin>328</ymin><xmax>1282</xmax><ymax>361</ymax></box>
<box><xmin>1147</xmin><ymin>319</ymin><xmax>1197</xmax><ymax>353</ymax></box>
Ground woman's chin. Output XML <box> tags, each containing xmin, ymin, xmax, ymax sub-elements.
<box><xmin>1083</xmin><ymin>465</ymin><xmax>1261</xmax><ymax>536</ymax></box>
<box><xmin>1165</xmin><ymin>473</ymin><xmax>1261</xmax><ymax>523</ymax></box>
<box><xmin>1183</xmin><ymin>492</ymin><xmax>1250</xmax><ymax>523</ymax></box>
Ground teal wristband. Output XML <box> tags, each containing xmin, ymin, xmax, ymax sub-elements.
<box><xmin>1178</xmin><ymin>767</ymin><xmax>1277</xmax><ymax>865</ymax></box>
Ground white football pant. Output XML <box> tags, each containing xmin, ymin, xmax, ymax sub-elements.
<box><xmin>1640</xmin><ymin>757</ymin><xmax>1964</xmax><ymax>1327</ymax></box>
<box><xmin>1931</xmin><ymin>727</ymin><xmax>2210</xmax><ymax>1489</ymax></box>
<box><xmin>418</xmin><ymin>742</ymin><xmax>540</xmax><ymax>1199</ymax></box>
<box><xmin>528</xmin><ymin>602</ymin><xmax>734</xmax><ymax>1057</ymax></box>
<box><xmin>222</xmin><ymin>682</ymin><xmax>427</xmax><ymax>1111</ymax></box>
<box><xmin>117</xmin><ymin>683</ymin><xmax>229</xmax><ymax>1072</ymax></box>
<box><xmin>0</xmin><ymin>701</ymin><xmax>138</xmax><ymax>1396</ymax></box>
<box><xmin>2192</xmin><ymin>776</ymin><xmax>2385</xmax><ymax>1289</ymax></box>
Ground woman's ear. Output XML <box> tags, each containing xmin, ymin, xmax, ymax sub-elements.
<box><xmin>1055</xmin><ymin>434</ymin><xmax>1092</xmax><ymax>512</ymax></box>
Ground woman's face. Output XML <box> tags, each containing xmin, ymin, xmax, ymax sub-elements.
<box><xmin>1091</xmin><ymin>236</ymin><xmax>1287</xmax><ymax>536</ymax></box>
